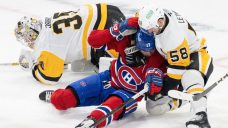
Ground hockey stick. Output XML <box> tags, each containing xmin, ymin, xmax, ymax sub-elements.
<box><xmin>0</xmin><ymin>62</ymin><xmax>97</xmax><ymax>73</ymax></box>
<box><xmin>0</xmin><ymin>62</ymin><xmax>21</xmax><ymax>66</ymax></box>
<box><xmin>88</xmin><ymin>84</ymin><xmax>149</xmax><ymax>128</ymax></box>
<box><xmin>168</xmin><ymin>73</ymin><xmax>228</xmax><ymax>101</ymax></box>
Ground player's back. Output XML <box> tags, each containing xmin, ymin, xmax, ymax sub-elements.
<box><xmin>32</xmin><ymin>3</ymin><xmax>126</xmax><ymax>85</ymax></box>
<box><xmin>34</xmin><ymin>4</ymin><xmax>105</xmax><ymax>63</ymax></box>
<box><xmin>156</xmin><ymin>9</ymin><xmax>201</xmax><ymax>60</ymax></box>
<box><xmin>154</xmin><ymin>9</ymin><xmax>205</xmax><ymax>68</ymax></box>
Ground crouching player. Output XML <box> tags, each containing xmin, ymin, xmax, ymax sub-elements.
<box><xmin>39</xmin><ymin>18</ymin><xmax>168</xmax><ymax>127</ymax></box>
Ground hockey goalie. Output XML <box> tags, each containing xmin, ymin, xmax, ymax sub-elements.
<box><xmin>14</xmin><ymin>3</ymin><xmax>124</xmax><ymax>85</ymax></box>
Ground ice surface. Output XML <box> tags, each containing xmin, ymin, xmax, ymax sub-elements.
<box><xmin>0</xmin><ymin>0</ymin><xmax>228</xmax><ymax>128</ymax></box>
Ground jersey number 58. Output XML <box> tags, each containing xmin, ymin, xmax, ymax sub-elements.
<box><xmin>168</xmin><ymin>46</ymin><xmax>190</xmax><ymax>67</ymax></box>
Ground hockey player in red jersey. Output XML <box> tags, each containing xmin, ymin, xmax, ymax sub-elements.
<box><xmin>39</xmin><ymin>17</ymin><xmax>168</xmax><ymax>128</ymax></box>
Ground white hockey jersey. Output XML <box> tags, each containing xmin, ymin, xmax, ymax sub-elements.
<box><xmin>155</xmin><ymin>9</ymin><xmax>207</xmax><ymax>80</ymax></box>
<box><xmin>32</xmin><ymin>3</ymin><xmax>110</xmax><ymax>84</ymax></box>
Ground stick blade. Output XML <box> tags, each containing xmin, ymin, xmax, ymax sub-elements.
<box><xmin>168</xmin><ymin>90</ymin><xmax>194</xmax><ymax>101</ymax></box>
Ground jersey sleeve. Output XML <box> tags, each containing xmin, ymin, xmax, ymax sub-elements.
<box><xmin>88</xmin><ymin>29</ymin><xmax>130</xmax><ymax>58</ymax></box>
<box><xmin>32</xmin><ymin>51</ymin><xmax>64</xmax><ymax>84</ymax></box>
<box><xmin>88</xmin><ymin>29</ymin><xmax>116</xmax><ymax>49</ymax></box>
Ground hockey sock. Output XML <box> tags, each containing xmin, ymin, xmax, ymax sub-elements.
<box><xmin>51</xmin><ymin>89</ymin><xmax>78</xmax><ymax>110</ymax></box>
<box><xmin>89</xmin><ymin>96</ymin><xmax>124</xmax><ymax>127</ymax></box>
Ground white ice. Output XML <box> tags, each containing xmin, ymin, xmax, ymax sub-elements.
<box><xmin>0</xmin><ymin>0</ymin><xmax>228</xmax><ymax>128</ymax></box>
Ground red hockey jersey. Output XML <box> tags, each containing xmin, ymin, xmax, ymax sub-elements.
<box><xmin>88</xmin><ymin>29</ymin><xmax>167</xmax><ymax>93</ymax></box>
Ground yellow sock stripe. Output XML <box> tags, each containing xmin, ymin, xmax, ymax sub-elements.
<box><xmin>167</xmin><ymin>73</ymin><xmax>182</xmax><ymax>80</ymax></box>
<box><xmin>97</xmin><ymin>3</ymin><xmax>107</xmax><ymax>30</ymax></box>
<box><xmin>171</xmin><ymin>99</ymin><xmax>179</xmax><ymax>111</ymax></box>
<box><xmin>187</xmin><ymin>88</ymin><xmax>204</xmax><ymax>94</ymax></box>
<box><xmin>82</xmin><ymin>4</ymin><xmax>93</xmax><ymax>60</ymax></box>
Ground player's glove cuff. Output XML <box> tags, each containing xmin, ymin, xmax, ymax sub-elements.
<box><xmin>109</xmin><ymin>24</ymin><xmax>124</xmax><ymax>41</ymax></box>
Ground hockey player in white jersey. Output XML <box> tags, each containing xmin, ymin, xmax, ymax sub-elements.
<box><xmin>14</xmin><ymin>3</ymin><xmax>124</xmax><ymax>85</ymax></box>
<box><xmin>137</xmin><ymin>6</ymin><xmax>214</xmax><ymax>128</ymax></box>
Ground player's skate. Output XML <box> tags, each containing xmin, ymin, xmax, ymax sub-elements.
<box><xmin>39</xmin><ymin>90</ymin><xmax>54</xmax><ymax>103</ymax></box>
<box><xmin>75</xmin><ymin>117</ymin><xmax>96</xmax><ymax>128</ymax></box>
<box><xmin>186</xmin><ymin>111</ymin><xmax>211</xmax><ymax>128</ymax></box>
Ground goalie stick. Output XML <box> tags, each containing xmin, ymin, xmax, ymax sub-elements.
<box><xmin>0</xmin><ymin>62</ymin><xmax>21</xmax><ymax>66</ymax></box>
<box><xmin>0</xmin><ymin>62</ymin><xmax>97</xmax><ymax>73</ymax></box>
<box><xmin>85</xmin><ymin>83</ymin><xmax>149</xmax><ymax>128</ymax></box>
<box><xmin>168</xmin><ymin>73</ymin><xmax>228</xmax><ymax>101</ymax></box>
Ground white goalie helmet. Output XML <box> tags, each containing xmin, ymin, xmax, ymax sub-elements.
<box><xmin>14</xmin><ymin>16</ymin><xmax>42</xmax><ymax>49</ymax></box>
<box><xmin>138</xmin><ymin>6</ymin><xmax>165</xmax><ymax>30</ymax></box>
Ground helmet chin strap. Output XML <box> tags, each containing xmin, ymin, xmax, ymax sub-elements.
<box><xmin>156</xmin><ymin>27</ymin><xmax>163</xmax><ymax>35</ymax></box>
<box><xmin>157</xmin><ymin>15</ymin><xmax>168</xmax><ymax>35</ymax></box>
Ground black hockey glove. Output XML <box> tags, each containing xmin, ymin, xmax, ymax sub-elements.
<box><xmin>125</xmin><ymin>50</ymin><xmax>146</xmax><ymax>67</ymax></box>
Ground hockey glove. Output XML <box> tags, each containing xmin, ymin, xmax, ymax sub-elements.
<box><xmin>125</xmin><ymin>50</ymin><xmax>146</xmax><ymax>67</ymax></box>
<box><xmin>110</xmin><ymin>17</ymin><xmax>138</xmax><ymax>41</ymax></box>
<box><xmin>145</xmin><ymin>68</ymin><xmax>164</xmax><ymax>101</ymax></box>
<box><xmin>19</xmin><ymin>49</ymin><xmax>36</xmax><ymax>71</ymax></box>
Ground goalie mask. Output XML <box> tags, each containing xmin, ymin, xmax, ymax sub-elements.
<box><xmin>14</xmin><ymin>16</ymin><xmax>42</xmax><ymax>49</ymax></box>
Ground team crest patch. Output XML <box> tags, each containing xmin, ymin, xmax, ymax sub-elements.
<box><xmin>118</xmin><ymin>66</ymin><xmax>143</xmax><ymax>91</ymax></box>
<box><xmin>80</xmin><ymin>81</ymin><xmax>87</xmax><ymax>87</ymax></box>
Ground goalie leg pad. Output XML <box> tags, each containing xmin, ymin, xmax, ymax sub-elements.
<box><xmin>51</xmin><ymin>89</ymin><xmax>77</xmax><ymax>110</ymax></box>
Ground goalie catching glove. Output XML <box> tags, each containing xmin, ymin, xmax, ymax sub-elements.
<box><xmin>145</xmin><ymin>68</ymin><xmax>164</xmax><ymax>101</ymax></box>
<box><xmin>109</xmin><ymin>17</ymin><xmax>138</xmax><ymax>41</ymax></box>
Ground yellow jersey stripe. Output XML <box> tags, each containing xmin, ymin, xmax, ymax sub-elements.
<box><xmin>97</xmin><ymin>3</ymin><xmax>107</xmax><ymax>30</ymax></box>
<box><xmin>167</xmin><ymin>73</ymin><xmax>182</xmax><ymax>80</ymax></box>
<box><xmin>199</xmin><ymin>49</ymin><xmax>211</xmax><ymax>75</ymax></box>
<box><xmin>200</xmin><ymin>37</ymin><xmax>206</xmax><ymax>49</ymax></box>
<box><xmin>82</xmin><ymin>4</ymin><xmax>93</xmax><ymax>60</ymax></box>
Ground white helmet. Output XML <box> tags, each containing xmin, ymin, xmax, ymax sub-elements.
<box><xmin>14</xmin><ymin>16</ymin><xmax>42</xmax><ymax>49</ymax></box>
<box><xmin>138</xmin><ymin>6</ymin><xmax>165</xmax><ymax>30</ymax></box>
